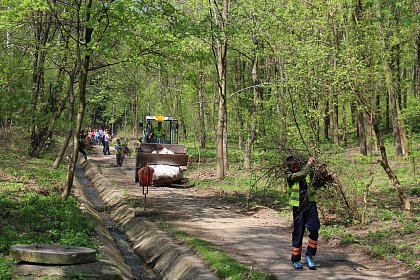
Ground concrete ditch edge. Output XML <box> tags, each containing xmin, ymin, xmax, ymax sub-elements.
<box><xmin>74</xmin><ymin>175</ymin><xmax>133</xmax><ymax>280</ymax></box>
<box><xmin>81</xmin><ymin>160</ymin><xmax>219</xmax><ymax>280</ymax></box>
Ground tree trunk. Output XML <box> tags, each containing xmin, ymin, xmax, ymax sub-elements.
<box><xmin>243</xmin><ymin>87</ymin><xmax>256</xmax><ymax>170</ymax></box>
<box><xmin>380</xmin><ymin>21</ymin><xmax>404</xmax><ymax>156</ymax></box>
<box><xmin>223</xmin><ymin>105</ymin><xmax>228</xmax><ymax>170</ymax></box>
<box><xmin>312</xmin><ymin>98</ymin><xmax>320</xmax><ymax>147</ymax></box>
<box><xmin>209</xmin><ymin>0</ymin><xmax>229</xmax><ymax>179</ymax></box>
<box><xmin>370</xmin><ymin>114</ymin><xmax>410</xmax><ymax>211</ymax></box>
<box><xmin>236</xmin><ymin>59</ymin><xmax>246</xmax><ymax>150</ymax></box>
<box><xmin>415</xmin><ymin>32</ymin><xmax>420</xmax><ymax>98</ymax></box>
<box><xmin>29</xmin><ymin>11</ymin><xmax>51</xmax><ymax>157</ymax></box>
<box><xmin>358</xmin><ymin>110</ymin><xmax>367</xmax><ymax>155</ymax></box>
<box><xmin>402</xmin><ymin>68</ymin><xmax>407</xmax><ymax>109</ymax></box>
<box><xmin>244</xmin><ymin>30</ymin><xmax>261</xmax><ymax>170</ymax></box>
<box><xmin>350</xmin><ymin>101</ymin><xmax>357</xmax><ymax>126</ymax></box>
<box><xmin>375</xmin><ymin>91</ymin><xmax>381</xmax><ymax>124</ymax></box>
<box><xmin>135</xmin><ymin>95</ymin><xmax>139</xmax><ymax>137</ymax></box>
<box><xmin>62</xmin><ymin>0</ymin><xmax>94</xmax><ymax>200</ymax></box>
<box><xmin>216</xmin><ymin>94</ymin><xmax>226</xmax><ymax>179</ymax></box>
<box><xmin>198</xmin><ymin>69</ymin><xmax>207</xmax><ymax>149</ymax></box>
<box><xmin>397</xmin><ymin>106</ymin><xmax>409</xmax><ymax>156</ymax></box>
<box><xmin>385</xmin><ymin>90</ymin><xmax>390</xmax><ymax>132</ymax></box>
<box><xmin>53</xmin><ymin>65</ymin><xmax>77</xmax><ymax>169</ymax></box>
<box><xmin>333</xmin><ymin>95</ymin><xmax>339</xmax><ymax>144</ymax></box>
<box><xmin>391</xmin><ymin>43</ymin><xmax>402</xmax><ymax>111</ymax></box>
<box><xmin>341</xmin><ymin>103</ymin><xmax>347</xmax><ymax>145</ymax></box>
<box><xmin>323</xmin><ymin>99</ymin><xmax>330</xmax><ymax>141</ymax></box>
<box><xmin>386</xmin><ymin>66</ymin><xmax>403</xmax><ymax>156</ymax></box>
<box><xmin>29</xmin><ymin>10</ymin><xmax>73</xmax><ymax>158</ymax></box>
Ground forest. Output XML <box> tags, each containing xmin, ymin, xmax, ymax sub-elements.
<box><xmin>0</xmin><ymin>0</ymin><xmax>419</xmax><ymax>278</ymax></box>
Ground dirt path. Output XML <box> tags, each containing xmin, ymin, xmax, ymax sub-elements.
<box><xmin>87</xmin><ymin>146</ymin><xmax>415</xmax><ymax>280</ymax></box>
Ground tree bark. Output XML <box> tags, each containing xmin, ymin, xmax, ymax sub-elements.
<box><xmin>236</xmin><ymin>59</ymin><xmax>246</xmax><ymax>150</ymax></box>
<box><xmin>216</xmin><ymin>92</ymin><xmax>226</xmax><ymax>179</ymax></box>
<box><xmin>324</xmin><ymin>99</ymin><xmax>330</xmax><ymax>141</ymax></box>
<box><xmin>332</xmin><ymin>95</ymin><xmax>339</xmax><ymax>144</ymax></box>
<box><xmin>350</xmin><ymin>101</ymin><xmax>357</xmax><ymax>126</ymax></box>
<box><xmin>380</xmin><ymin>20</ymin><xmax>405</xmax><ymax>156</ymax></box>
<box><xmin>198</xmin><ymin>69</ymin><xmax>207</xmax><ymax>149</ymax></box>
<box><xmin>415</xmin><ymin>32</ymin><xmax>420</xmax><ymax>98</ymax></box>
<box><xmin>312</xmin><ymin>98</ymin><xmax>320</xmax><ymax>147</ymax></box>
<box><xmin>223</xmin><ymin>105</ymin><xmax>228</xmax><ymax>170</ymax></box>
<box><xmin>341</xmin><ymin>103</ymin><xmax>347</xmax><ymax>145</ymax></box>
<box><xmin>358</xmin><ymin>109</ymin><xmax>367</xmax><ymax>155</ymax></box>
<box><xmin>53</xmin><ymin>65</ymin><xmax>77</xmax><ymax>169</ymax></box>
<box><xmin>62</xmin><ymin>0</ymin><xmax>93</xmax><ymax>200</ymax></box>
<box><xmin>375</xmin><ymin>91</ymin><xmax>381</xmax><ymax>124</ymax></box>
<box><xmin>397</xmin><ymin>106</ymin><xmax>409</xmax><ymax>156</ymax></box>
<box><xmin>385</xmin><ymin>89</ymin><xmax>390</xmax><ymax>133</ymax></box>
<box><xmin>244</xmin><ymin>30</ymin><xmax>261</xmax><ymax>170</ymax></box>
<box><xmin>29</xmin><ymin>10</ymin><xmax>51</xmax><ymax>157</ymax></box>
<box><xmin>370</xmin><ymin>114</ymin><xmax>411</xmax><ymax>211</ymax></box>
<box><xmin>385</xmin><ymin>65</ymin><xmax>403</xmax><ymax>156</ymax></box>
<box><xmin>209</xmin><ymin>0</ymin><xmax>229</xmax><ymax>179</ymax></box>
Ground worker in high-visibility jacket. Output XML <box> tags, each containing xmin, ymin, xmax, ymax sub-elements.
<box><xmin>150</xmin><ymin>121</ymin><xmax>166</xmax><ymax>143</ymax></box>
<box><xmin>285</xmin><ymin>155</ymin><xmax>319</xmax><ymax>270</ymax></box>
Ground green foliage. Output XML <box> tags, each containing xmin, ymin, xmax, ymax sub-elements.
<box><xmin>0</xmin><ymin>258</ymin><xmax>13</xmax><ymax>280</ymax></box>
<box><xmin>186</xmin><ymin>144</ymin><xmax>216</xmax><ymax>158</ymax></box>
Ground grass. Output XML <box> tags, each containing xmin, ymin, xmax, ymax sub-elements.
<box><xmin>160</xmin><ymin>223</ymin><xmax>276</xmax><ymax>280</ymax></box>
<box><xmin>0</xmin><ymin>139</ymin><xmax>97</xmax><ymax>279</ymax></box>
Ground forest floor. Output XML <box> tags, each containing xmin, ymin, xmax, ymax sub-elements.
<box><xmin>87</xmin><ymin>145</ymin><xmax>419</xmax><ymax>280</ymax></box>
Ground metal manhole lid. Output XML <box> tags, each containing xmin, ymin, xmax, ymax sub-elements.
<box><xmin>10</xmin><ymin>244</ymin><xmax>96</xmax><ymax>265</ymax></box>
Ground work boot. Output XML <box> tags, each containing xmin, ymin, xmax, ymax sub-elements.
<box><xmin>305</xmin><ymin>256</ymin><xmax>316</xmax><ymax>270</ymax></box>
<box><xmin>292</xmin><ymin>261</ymin><xmax>303</xmax><ymax>269</ymax></box>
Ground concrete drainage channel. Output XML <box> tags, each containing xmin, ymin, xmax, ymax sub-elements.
<box><xmin>74</xmin><ymin>161</ymin><xmax>156</xmax><ymax>280</ymax></box>
<box><xmin>76</xmin><ymin>159</ymin><xmax>218</xmax><ymax>280</ymax></box>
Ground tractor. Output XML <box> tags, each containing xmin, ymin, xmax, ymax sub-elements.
<box><xmin>135</xmin><ymin>115</ymin><xmax>189</xmax><ymax>185</ymax></box>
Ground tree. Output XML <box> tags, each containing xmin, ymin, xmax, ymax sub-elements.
<box><xmin>209</xmin><ymin>0</ymin><xmax>230</xmax><ymax>179</ymax></box>
<box><xmin>62</xmin><ymin>0</ymin><xmax>95</xmax><ymax>200</ymax></box>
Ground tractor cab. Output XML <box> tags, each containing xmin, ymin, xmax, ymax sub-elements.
<box><xmin>141</xmin><ymin>115</ymin><xmax>179</xmax><ymax>144</ymax></box>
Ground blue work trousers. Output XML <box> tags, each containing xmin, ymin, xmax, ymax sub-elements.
<box><xmin>291</xmin><ymin>201</ymin><xmax>320</xmax><ymax>262</ymax></box>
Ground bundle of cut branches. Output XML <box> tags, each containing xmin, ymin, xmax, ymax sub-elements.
<box><xmin>311</xmin><ymin>163</ymin><xmax>336</xmax><ymax>189</ymax></box>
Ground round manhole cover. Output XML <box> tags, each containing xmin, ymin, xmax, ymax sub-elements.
<box><xmin>10</xmin><ymin>244</ymin><xmax>96</xmax><ymax>265</ymax></box>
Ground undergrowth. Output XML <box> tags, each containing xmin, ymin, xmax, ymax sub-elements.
<box><xmin>0</xmin><ymin>137</ymin><xmax>97</xmax><ymax>279</ymax></box>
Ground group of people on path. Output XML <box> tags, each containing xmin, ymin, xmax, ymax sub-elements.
<box><xmin>80</xmin><ymin>128</ymin><xmax>112</xmax><ymax>153</ymax></box>
<box><xmin>77</xmin><ymin>128</ymin><xmax>128</xmax><ymax>167</ymax></box>
<box><xmin>77</xmin><ymin>129</ymin><xmax>109</xmax><ymax>158</ymax></box>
